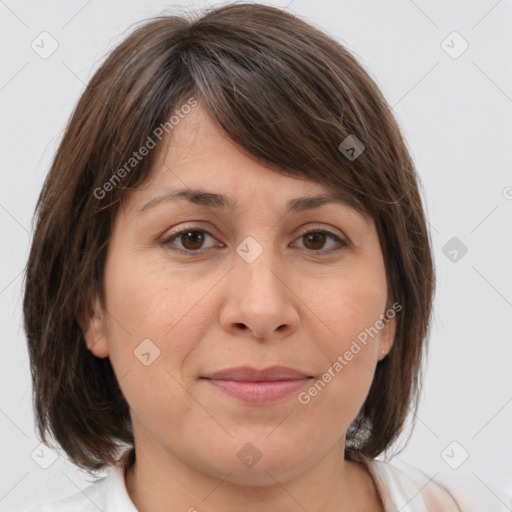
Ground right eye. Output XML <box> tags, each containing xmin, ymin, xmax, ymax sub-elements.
<box><xmin>161</xmin><ymin>228</ymin><xmax>222</xmax><ymax>254</ymax></box>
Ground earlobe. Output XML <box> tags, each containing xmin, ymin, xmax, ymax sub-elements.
<box><xmin>379</xmin><ymin>311</ymin><xmax>397</xmax><ymax>360</ymax></box>
<box><xmin>81</xmin><ymin>299</ymin><xmax>110</xmax><ymax>359</ymax></box>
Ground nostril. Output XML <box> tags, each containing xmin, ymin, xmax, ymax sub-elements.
<box><xmin>236</xmin><ymin>323</ymin><xmax>246</xmax><ymax>329</ymax></box>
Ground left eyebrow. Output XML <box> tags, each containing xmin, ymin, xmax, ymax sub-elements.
<box><xmin>138</xmin><ymin>188</ymin><xmax>359</xmax><ymax>216</ymax></box>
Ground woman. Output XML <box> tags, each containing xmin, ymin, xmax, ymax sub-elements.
<box><xmin>23</xmin><ymin>3</ymin><xmax>476</xmax><ymax>510</ymax></box>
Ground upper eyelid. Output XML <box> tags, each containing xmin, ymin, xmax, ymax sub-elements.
<box><xmin>162</xmin><ymin>223</ymin><xmax>348</xmax><ymax>250</ymax></box>
<box><xmin>163</xmin><ymin>222</ymin><xmax>346</xmax><ymax>240</ymax></box>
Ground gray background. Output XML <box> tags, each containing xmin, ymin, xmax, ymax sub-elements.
<box><xmin>1</xmin><ymin>0</ymin><xmax>511</xmax><ymax>510</ymax></box>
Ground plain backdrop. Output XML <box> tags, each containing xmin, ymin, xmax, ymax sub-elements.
<box><xmin>1</xmin><ymin>0</ymin><xmax>511</xmax><ymax>510</ymax></box>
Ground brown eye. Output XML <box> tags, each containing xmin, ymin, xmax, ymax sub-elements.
<box><xmin>179</xmin><ymin>231</ymin><xmax>206</xmax><ymax>250</ymax></box>
<box><xmin>303</xmin><ymin>231</ymin><xmax>327</xmax><ymax>250</ymax></box>
<box><xmin>163</xmin><ymin>229</ymin><xmax>218</xmax><ymax>253</ymax></box>
<box><xmin>294</xmin><ymin>230</ymin><xmax>347</xmax><ymax>253</ymax></box>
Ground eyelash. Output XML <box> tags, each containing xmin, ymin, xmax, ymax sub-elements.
<box><xmin>161</xmin><ymin>225</ymin><xmax>349</xmax><ymax>255</ymax></box>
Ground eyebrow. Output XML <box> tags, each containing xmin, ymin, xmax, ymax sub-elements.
<box><xmin>138</xmin><ymin>188</ymin><xmax>355</xmax><ymax>215</ymax></box>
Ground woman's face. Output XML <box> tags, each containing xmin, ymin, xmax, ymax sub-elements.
<box><xmin>85</xmin><ymin>104</ymin><xmax>395</xmax><ymax>485</ymax></box>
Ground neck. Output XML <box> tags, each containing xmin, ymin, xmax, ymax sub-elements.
<box><xmin>124</xmin><ymin>440</ymin><xmax>382</xmax><ymax>512</ymax></box>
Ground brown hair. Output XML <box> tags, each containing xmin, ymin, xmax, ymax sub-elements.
<box><xmin>23</xmin><ymin>2</ymin><xmax>435</xmax><ymax>473</ymax></box>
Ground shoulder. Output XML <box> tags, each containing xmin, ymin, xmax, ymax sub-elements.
<box><xmin>369</xmin><ymin>458</ymin><xmax>511</xmax><ymax>512</ymax></box>
<box><xmin>383</xmin><ymin>460</ymin><xmax>462</xmax><ymax>511</ymax></box>
<box><xmin>367</xmin><ymin>458</ymin><xmax>460</xmax><ymax>511</ymax></box>
<box><xmin>24</xmin><ymin>465</ymin><xmax>138</xmax><ymax>512</ymax></box>
<box><xmin>24</xmin><ymin>473</ymin><xmax>109</xmax><ymax>512</ymax></box>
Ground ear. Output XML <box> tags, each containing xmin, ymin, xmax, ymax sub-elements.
<box><xmin>378</xmin><ymin>302</ymin><xmax>398</xmax><ymax>361</ymax></box>
<box><xmin>80</xmin><ymin>297</ymin><xmax>110</xmax><ymax>359</ymax></box>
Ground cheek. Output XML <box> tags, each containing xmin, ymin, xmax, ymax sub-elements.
<box><xmin>297</xmin><ymin>266</ymin><xmax>386</xmax><ymax>400</ymax></box>
<box><xmin>100</xmin><ymin>253</ymin><xmax>203</xmax><ymax>435</ymax></box>
<box><xmin>101</xmin><ymin>251</ymin><xmax>218</xmax><ymax>389</ymax></box>
<box><xmin>297</xmin><ymin>290</ymin><xmax>382</xmax><ymax>428</ymax></box>
<box><xmin>104</xmin><ymin>250</ymin><xmax>204</xmax><ymax>340</ymax></box>
<box><xmin>302</xmin><ymin>265</ymin><xmax>387</xmax><ymax>347</ymax></box>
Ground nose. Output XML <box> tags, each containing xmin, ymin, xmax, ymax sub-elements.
<box><xmin>219</xmin><ymin>243</ymin><xmax>299</xmax><ymax>341</ymax></box>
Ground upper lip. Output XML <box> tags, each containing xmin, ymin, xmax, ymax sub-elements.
<box><xmin>202</xmin><ymin>365</ymin><xmax>312</xmax><ymax>381</ymax></box>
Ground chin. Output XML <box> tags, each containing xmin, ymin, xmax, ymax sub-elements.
<box><xmin>216</xmin><ymin>460</ymin><xmax>309</xmax><ymax>487</ymax></box>
<box><xmin>199</xmin><ymin>441</ymin><xmax>311</xmax><ymax>487</ymax></box>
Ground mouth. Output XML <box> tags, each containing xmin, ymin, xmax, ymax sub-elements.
<box><xmin>200</xmin><ymin>365</ymin><xmax>314</xmax><ymax>404</ymax></box>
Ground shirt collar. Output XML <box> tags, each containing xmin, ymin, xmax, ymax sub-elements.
<box><xmin>105</xmin><ymin>463</ymin><xmax>139</xmax><ymax>511</ymax></box>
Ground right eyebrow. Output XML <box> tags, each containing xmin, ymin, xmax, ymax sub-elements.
<box><xmin>138</xmin><ymin>188</ymin><xmax>234</xmax><ymax>214</ymax></box>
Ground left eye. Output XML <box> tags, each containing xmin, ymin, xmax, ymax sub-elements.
<box><xmin>292</xmin><ymin>230</ymin><xmax>348</xmax><ymax>252</ymax></box>
<box><xmin>162</xmin><ymin>228</ymin><xmax>347</xmax><ymax>254</ymax></box>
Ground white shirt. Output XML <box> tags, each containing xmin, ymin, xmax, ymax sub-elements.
<box><xmin>24</xmin><ymin>459</ymin><xmax>509</xmax><ymax>511</ymax></box>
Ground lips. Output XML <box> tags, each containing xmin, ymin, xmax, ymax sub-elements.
<box><xmin>202</xmin><ymin>365</ymin><xmax>312</xmax><ymax>381</ymax></box>
<box><xmin>201</xmin><ymin>365</ymin><xmax>313</xmax><ymax>404</ymax></box>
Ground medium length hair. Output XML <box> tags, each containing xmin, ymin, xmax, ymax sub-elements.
<box><xmin>23</xmin><ymin>2</ymin><xmax>435</xmax><ymax>472</ymax></box>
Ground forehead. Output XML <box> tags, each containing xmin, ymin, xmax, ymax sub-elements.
<box><xmin>121</xmin><ymin>103</ymin><xmax>372</xmax><ymax>225</ymax></box>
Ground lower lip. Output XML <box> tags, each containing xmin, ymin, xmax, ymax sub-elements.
<box><xmin>203</xmin><ymin>378</ymin><xmax>311</xmax><ymax>404</ymax></box>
